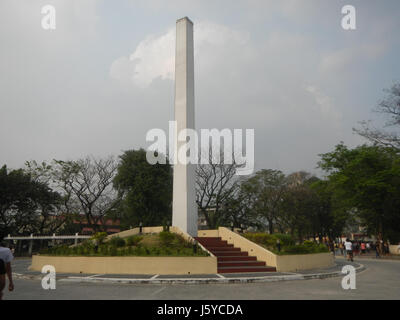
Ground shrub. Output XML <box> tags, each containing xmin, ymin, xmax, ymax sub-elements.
<box><xmin>109</xmin><ymin>246</ymin><xmax>118</xmax><ymax>256</ymax></box>
<box><xmin>274</xmin><ymin>234</ymin><xmax>295</xmax><ymax>246</ymax></box>
<box><xmin>244</xmin><ymin>232</ymin><xmax>328</xmax><ymax>255</ymax></box>
<box><xmin>159</xmin><ymin>231</ymin><xmax>175</xmax><ymax>247</ymax></box>
<box><xmin>126</xmin><ymin>235</ymin><xmax>143</xmax><ymax>246</ymax></box>
<box><xmin>109</xmin><ymin>236</ymin><xmax>125</xmax><ymax>248</ymax></box>
<box><xmin>91</xmin><ymin>232</ymin><xmax>108</xmax><ymax>245</ymax></box>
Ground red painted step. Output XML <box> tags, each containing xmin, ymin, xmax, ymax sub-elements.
<box><xmin>217</xmin><ymin>256</ymin><xmax>257</xmax><ymax>262</ymax></box>
<box><xmin>218</xmin><ymin>266</ymin><xmax>277</xmax><ymax>273</ymax></box>
<box><xmin>195</xmin><ymin>237</ymin><xmax>276</xmax><ymax>273</ymax></box>
<box><xmin>211</xmin><ymin>251</ymin><xmax>249</xmax><ymax>256</ymax></box>
<box><xmin>208</xmin><ymin>247</ymin><xmax>241</xmax><ymax>251</ymax></box>
<box><xmin>218</xmin><ymin>261</ymin><xmax>266</xmax><ymax>267</ymax></box>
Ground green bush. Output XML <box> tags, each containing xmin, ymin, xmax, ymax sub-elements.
<box><xmin>109</xmin><ymin>236</ymin><xmax>125</xmax><ymax>248</ymax></box>
<box><xmin>243</xmin><ymin>232</ymin><xmax>328</xmax><ymax>255</ymax></box>
<box><xmin>41</xmin><ymin>231</ymin><xmax>210</xmax><ymax>257</ymax></box>
<box><xmin>91</xmin><ymin>232</ymin><xmax>108</xmax><ymax>245</ymax></box>
<box><xmin>159</xmin><ymin>231</ymin><xmax>175</xmax><ymax>247</ymax></box>
<box><xmin>109</xmin><ymin>246</ymin><xmax>118</xmax><ymax>256</ymax></box>
<box><xmin>126</xmin><ymin>235</ymin><xmax>143</xmax><ymax>246</ymax></box>
<box><xmin>274</xmin><ymin>234</ymin><xmax>295</xmax><ymax>246</ymax></box>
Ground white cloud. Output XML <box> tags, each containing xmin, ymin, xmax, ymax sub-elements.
<box><xmin>320</xmin><ymin>43</ymin><xmax>387</xmax><ymax>73</ymax></box>
<box><xmin>110</xmin><ymin>21</ymin><xmax>250</xmax><ymax>87</ymax></box>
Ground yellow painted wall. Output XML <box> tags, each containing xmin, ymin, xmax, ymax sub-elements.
<box><xmin>389</xmin><ymin>244</ymin><xmax>400</xmax><ymax>255</ymax></box>
<box><xmin>31</xmin><ymin>255</ymin><xmax>217</xmax><ymax>275</ymax></box>
<box><xmin>106</xmin><ymin>226</ymin><xmax>164</xmax><ymax>240</ymax></box>
<box><xmin>275</xmin><ymin>253</ymin><xmax>334</xmax><ymax>272</ymax></box>
<box><xmin>197</xmin><ymin>230</ymin><xmax>219</xmax><ymax>237</ymax></box>
<box><xmin>32</xmin><ymin>226</ymin><xmax>217</xmax><ymax>275</ymax></box>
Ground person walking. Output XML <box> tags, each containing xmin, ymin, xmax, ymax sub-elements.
<box><xmin>344</xmin><ymin>239</ymin><xmax>353</xmax><ymax>262</ymax></box>
<box><xmin>361</xmin><ymin>242</ymin><xmax>366</xmax><ymax>255</ymax></box>
<box><xmin>276</xmin><ymin>239</ymin><xmax>281</xmax><ymax>253</ymax></box>
<box><xmin>375</xmin><ymin>241</ymin><xmax>380</xmax><ymax>258</ymax></box>
<box><xmin>0</xmin><ymin>238</ymin><xmax>14</xmax><ymax>300</ymax></box>
<box><xmin>339</xmin><ymin>242</ymin><xmax>344</xmax><ymax>256</ymax></box>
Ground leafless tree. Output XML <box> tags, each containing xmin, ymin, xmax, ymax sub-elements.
<box><xmin>196</xmin><ymin>149</ymin><xmax>243</xmax><ymax>228</ymax></box>
<box><xmin>53</xmin><ymin>156</ymin><xmax>119</xmax><ymax>232</ymax></box>
<box><xmin>26</xmin><ymin>156</ymin><xmax>119</xmax><ymax>233</ymax></box>
<box><xmin>354</xmin><ymin>83</ymin><xmax>400</xmax><ymax>150</ymax></box>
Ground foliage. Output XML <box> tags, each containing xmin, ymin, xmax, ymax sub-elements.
<box><xmin>113</xmin><ymin>149</ymin><xmax>172</xmax><ymax>228</ymax></box>
<box><xmin>318</xmin><ymin>144</ymin><xmax>400</xmax><ymax>243</ymax></box>
<box><xmin>0</xmin><ymin>165</ymin><xmax>64</xmax><ymax>237</ymax></box>
<box><xmin>25</xmin><ymin>156</ymin><xmax>119</xmax><ymax>233</ymax></box>
<box><xmin>108</xmin><ymin>236</ymin><xmax>125</xmax><ymax>248</ymax></box>
<box><xmin>40</xmin><ymin>232</ymin><xmax>208</xmax><ymax>257</ymax></box>
<box><xmin>159</xmin><ymin>231</ymin><xmax>175</xmax><ymax>247</ymax></box>
<box><xmin>91</xmin><ymin>232</ymin><xmax>108</xmax><ymax>245</ymax></box>
<box><xmin>241</xmin><ymin>170</ymin><xmax>287</xmax><ymax>233</ymax></box>
<box><xmin>125</xmin><ymin>235</ymin><xmax>143</xmax><ymax>246</ymax></box>
<box><xmin>242</xmin><ymin>232</ymin><xmax>328</xmax><ymax>255</ymax></box>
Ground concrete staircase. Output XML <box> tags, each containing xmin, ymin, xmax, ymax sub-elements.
<box><xmin>195</xmin><ymin>237</ymin><xmax>276</xmax><ymax>274</ymax></box>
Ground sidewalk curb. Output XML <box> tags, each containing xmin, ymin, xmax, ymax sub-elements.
<box><xmin>13</xmin><ymin>263</ymin><xmax>365</xmax><ymax>285</ymax></box>
<box><xmin>56</xmin><ymin>263</ymin><xmax>365</xmax><ymax>285</ymax></box>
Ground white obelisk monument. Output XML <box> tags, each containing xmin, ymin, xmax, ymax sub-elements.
<box><xmin>172</xmin><ymin>17</ymin><xmax>198</xmax><ymax>237</ymax></box>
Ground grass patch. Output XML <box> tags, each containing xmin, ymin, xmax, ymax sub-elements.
<box><xmin>40</xmin><ymin>232</ymin><xmax>209</xmax><ymax>257</ymax></box>
<box><xmin>242</xmin><ymin>233</ymin><xmax>329</xmax><ymax>255</ymax></box>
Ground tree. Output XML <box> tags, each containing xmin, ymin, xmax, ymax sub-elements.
<box><xmin>0</xmin><ymin>165</ymin><xmax>62</xmax><ymax>237</ymax></box>
<box><xmin>318</xmin><ymin>143</ymin><xmax>400</xmax><ymax>243</ymax></box>
<box><xmin>196</xmin><ymin>150</ymin><xmax>242</xmax><ymax>229</ymax></box>
<box><xmin>310</xmin><ymin>179</ymin><xmax>347</xmax><ymax>241</ymax></box>
<box><xmin>354</xmin><ymin>83</ymin><xmax>400</xmax><ymax>150</ymax></box>
<box><xmin>242</xmin><ymin>169</ymin><xmax>287</xmax><ymax>234</ymax></box>
<box><xmin>113</xmin><ymin>149</ymin><xmax>172</xmax><ymax>228</ymax></box>
<box><xmin>279</xmin><ymin>179</ymin><xmax>315</xmax><ymax>241</ymax></box>
<box><xmin>27</xmin><ymin>156</ymin><xmax>119</xmax><ymax>233</ymax></box>
<box><xmin>215</xmin><ymin>178</ymin><xmax>260</xmax><ymax>230</ymax></box>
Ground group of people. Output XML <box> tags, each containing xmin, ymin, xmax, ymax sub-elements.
<box><xmin>329</xmin><ymin>239</ymin><xmax>392</xmax><ymax>260</ymax></box>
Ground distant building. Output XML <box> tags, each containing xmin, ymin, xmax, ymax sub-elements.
<box><xmin>70</xmin><ymin>216</ymin><xmax>121</xmax><ymax>235</ymax></box>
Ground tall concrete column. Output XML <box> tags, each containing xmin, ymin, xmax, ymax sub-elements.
<box><xmin>172</xmin><ymin>17</ymin><xmax>198</xmax><ymax>237</ymax></box>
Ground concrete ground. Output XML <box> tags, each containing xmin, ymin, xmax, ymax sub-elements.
<box><xmin>3</xmin><ymin>257</ymin><xmax>400</xmax><ymax>300</ymax></box>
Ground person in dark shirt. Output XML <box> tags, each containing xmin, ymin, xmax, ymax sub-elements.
<box><xmin>0</xmin><ymin>237</ymin><xmax>14</xmax><ymax>300</ymax></box>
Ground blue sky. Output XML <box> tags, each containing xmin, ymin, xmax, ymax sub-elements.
<box><xmin>0</xmin><ymin>0</ymin><xmax>399</xmax><ymax>176</ymax></box>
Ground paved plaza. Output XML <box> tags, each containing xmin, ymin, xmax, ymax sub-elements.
<box><xmin>4</xmin><ymin>257</ymin><xmax>400</xmax><ymax>300</ymax></box>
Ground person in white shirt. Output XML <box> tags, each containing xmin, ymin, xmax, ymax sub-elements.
<box><xmin>344</xmin><ymin>239</ymin><xmax>353</xmax><ymax>262</ymax></box>
<box><xmin>0</xmin><ymin>238</ymin><xmax>14</xmax><ymax>300</ymax></box>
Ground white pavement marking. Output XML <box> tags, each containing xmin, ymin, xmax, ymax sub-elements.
<box><xmin>151</xmin><ymin>286</ymin><xmax>167</xmax><ymax>296</ymax></box>
<box><xmin>216</xmin><ymin>274</ymin><xmax>225</xmax><ymax>278</ymax></box>
<box><xmin>87</xmin><ymin>274</ymin><xmax>105</xmax><ymax>278</ymax></box>
<box><xmin>150</xmin><ymin>274</ymin><xmax>159</xmax><ymax>280</ymax></box>
<box><xmin>283</xmin><ymin>272</ymin><xmax>301</xmax><ymax>276</ymax></box>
